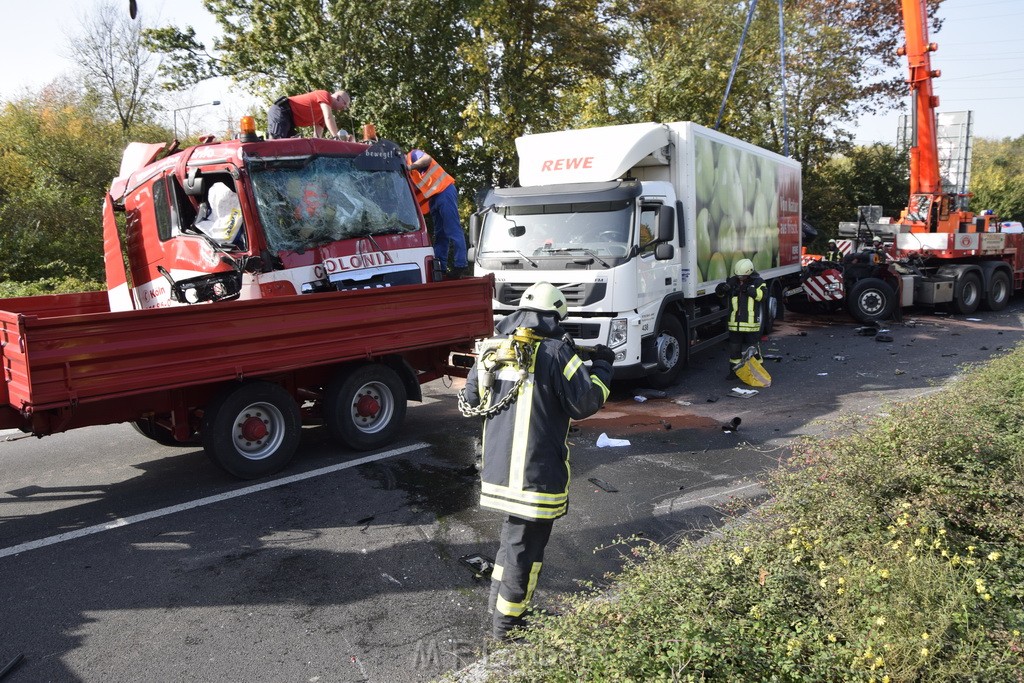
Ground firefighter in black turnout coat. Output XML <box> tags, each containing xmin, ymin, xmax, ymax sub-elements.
<box><xmin>717</xmin><ymin>258</ymin><xmax>767</xmax><ymax>378</ymax></box>
<box><xmin>460</xmin><ymin>281</ymin><xmax>613</xmax><ymax>640</ymax></box>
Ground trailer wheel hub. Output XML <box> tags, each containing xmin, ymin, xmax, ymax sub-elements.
<box><xmin>355</xmin><ymin>392</ymin><xmax>381</xmax><ymax>419</ymax></box>
<box><xmin>240</xmin><ymin>414</ymin><xmax>269</xmax><ymax>441</ymax></box>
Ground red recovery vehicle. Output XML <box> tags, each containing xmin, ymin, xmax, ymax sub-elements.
<box><xmin>788</xmin><ymin>0</ymin><xmax>1024</xmax><ymax>323</ymax></box>
<box><xmin>0</xmin><ymin>124</ymin><xmax>493</xmax><ymax>478</ymax></box>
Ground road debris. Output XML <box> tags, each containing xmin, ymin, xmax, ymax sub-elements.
<box><xmin>458</xmin><ymin>553</ymin><xmax>495</xmax><ymax>579</ymax></box>
<box><xmin>722</xmin><ymin>417</ymin><xmax>742</xmax><ymax>432</ymax></box>
<box><xmin>588</xmin><ymin>477</ymin><xmax>619</xmax><ymax>492</ymax></box>
<box><xmin>729</xmin><ymin>388</ymin><xmax>758</xmax><ymax>399</ymax></box>
<box><xmin>596</xmin><ymin>433</ymin><xmax>630</xmax><ymax>447</ymax></box>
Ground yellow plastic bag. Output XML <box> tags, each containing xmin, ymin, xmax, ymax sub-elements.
<box><xmin>734</xmin><ymin>348</ymin><xmax>771</xmax><ymax>388</ymax></box>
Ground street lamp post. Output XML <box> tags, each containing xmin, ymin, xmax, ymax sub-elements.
<box><xmin>173</xmin><ymin>100</ymin><xmax>222</xmax><ymax>139</ymax></box>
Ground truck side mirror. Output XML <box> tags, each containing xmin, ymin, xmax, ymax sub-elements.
<box><xmin>658</xmin><ymin>205</ymin><xmax>675</xmax><ymax>242</ymax></box>
<box><xmin>469</xmin><ymin>214</ymin><xmax>480</xmax><ymax>247</ymax></box>
<box><xmin>655</xmin><ymin>242</ymin><xmax>674</xmax><ymax>260</ymax></box>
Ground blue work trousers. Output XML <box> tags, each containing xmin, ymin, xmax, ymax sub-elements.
<box><xmin>428</xmin><ymin>184</ymin><xmax>468</xmax><ymax>270</ymax></box>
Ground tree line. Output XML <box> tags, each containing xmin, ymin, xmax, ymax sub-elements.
<box><xmin>1</xmin><ymin>0</ymin><xmax>1020</xmax><ymax>290</ymax></box>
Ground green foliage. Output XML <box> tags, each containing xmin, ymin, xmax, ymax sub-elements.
<box><xmin>0</xmin><ymin>263</ymin><xmax>104</xmax><ymax>298</ymax></box>
<box><xmin>970</xmin><ymin>136</ymin><xmax>1024</xmax><ymax>222</ymax></box>
<box><xmin>147</xmin><ymin>0</ymin><xmax>921</xmax><ymax>199</ymax></box>
<box><xmin>482</xmin><ymin>346</ymin><xmax>1024</xmax><ymax>681</ymax></box>
<box><xmin>0</xmin><ymin>89</ymin><xmax>127</xmax><ymax>283</ymax></box>
<box><xmin>803</xmin><ymin>143</ymin><xmax>909</xmax><ymax>242</ymax></box>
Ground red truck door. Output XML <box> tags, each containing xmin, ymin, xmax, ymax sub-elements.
<box><xmin>124</xmin><ymin>171</ymin><xmax>242</xmax><ymax>308</ymax></box>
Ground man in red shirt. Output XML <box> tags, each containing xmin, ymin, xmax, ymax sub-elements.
<box><xmin>267</xmin><ymin>90</ymin><xmax>351</xmax><ymax>139</ymax></box>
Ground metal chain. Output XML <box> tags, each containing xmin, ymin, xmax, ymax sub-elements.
<box><xmin>457</xmin><ymin>339</ymin><xmax>532</xmax><ymax>419</ymax></box>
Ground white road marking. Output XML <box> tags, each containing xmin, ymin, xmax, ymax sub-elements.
<box><xmin>0</xmin><ymin>442</ymin><xmax>429</xmax><ymax>560</ymax></box>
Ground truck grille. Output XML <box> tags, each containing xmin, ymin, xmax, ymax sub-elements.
<box><xmin>496</xmin><ymin>282</ymin><xmax>607</xmax><ymax>308</ymax></box>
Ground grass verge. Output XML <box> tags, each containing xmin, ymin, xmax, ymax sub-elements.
<box><xmin>481</xmin><ymin>344</ymin><xmax>1024</xmax><ymax>682</ymax></box>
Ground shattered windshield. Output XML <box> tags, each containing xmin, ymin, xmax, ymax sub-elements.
<box><xmin>248</xmin><ymin>154</ymin><xmax>420</xmax><ymax>252</ymax></box>
<box><xmin>479</xmin><ymin>201</ymin><xmax>633</xmax><ymax>263</ymax></box>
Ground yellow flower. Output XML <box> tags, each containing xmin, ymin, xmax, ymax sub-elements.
<box><xmin>731</xmin><ymin>554</ymin><xmax>743</xmax><ymax>566</ymax></box>
<box><xmin>914</xmin><ymin>538</ymin><xmax>923</xmax><ymax>547</ymax></box>
<box><xmin>921</xmin><ymin>647</ymin><xmax>930</xmax><ymax>657</ymax></box>
<box><xmin>875</xmin><ymin>616</ymin><xmax>887</xmax><ymax>626</ymax></box>
<box><xmin>938</xmin><ymin>528</ymin><xmax>946</xmax><ymax>536</ymax></box>
<box><xmin>819</xmin><ymin>578</ymin><xmax>829</xmax><ymax>588</ymax></box>
<box><xmin>901</xmin><ymin>502</ymin><xmax>911</xmax><ymax>509</ymax></box>
<box><xmin>827</xmin><ymin>633</ymin><xmax>837</xmax><ymax>643</ymax></box>
<box><xmin>837</xmin><ymin>587</ymin><xmax>846</xmax><ymax>595</ymax></box>
<box><xmin>983</xmin><ymin>593</ymin><xmax>992</xmax><ymax>601</ymax></box>
<box><xmin>879</xmin><ymin>569</ymin><xmax>890</xmax><ymax>579</ymax></box>
<box><xmin>883</xmin><ymin>676</ymin><xmax>891</xmax><ymax>683</ymax></box>
<box><xmin>921</xmin><ymin>632</ymin><xmax>930</xmax><ymax>640</ymax></box>
<box><xmin>743</xmin><ymin>546</ymin><xmax>752</xmax><ymax>554</ymax></box>
<box><xmin>1013</xmin><ymin>630</ymin><xmax>1020</xmax><ymax>637</ymax></box>
<box><xmin>874</xmin><ymin>656</ymin><xmax>885</xmax><ymax>668</ymax></box>
<box><xmin>967</xmin><ymin>545</ymin><xmax>976</xmax><ymax>554</ymax></box>
<box><xmin>838</xmin><ymin>577</ymin><xmax>845</xmax><ymax>585</ymax></box>
<box><xmin>988</xmin><ymin>552</ymin><xmax>1001</xmax><ymax>562</ymax></box>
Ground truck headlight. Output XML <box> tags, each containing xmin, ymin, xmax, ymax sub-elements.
<box><xmin>609</xmin><ymin>318</ymin><xmax>627</xmax><ymax>347</ymax></box>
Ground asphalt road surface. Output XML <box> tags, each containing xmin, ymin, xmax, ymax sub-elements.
<box><xmin>2</xmin><ymin>302</ymin><xmax>1022</xmax><ymax>682</ymax></box>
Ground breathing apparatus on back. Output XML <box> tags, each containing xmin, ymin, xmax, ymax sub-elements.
<box><xmin>458</xmin><ymin>282</ymin><xmax>568</xmax><ymax>419</ymax></box>
<box><xmin>458</xmin><ymin>327</ymin><xmax>542</xmax><ymax>418</ymax></box>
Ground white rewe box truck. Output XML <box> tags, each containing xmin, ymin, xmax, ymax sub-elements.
<box><xmin>470</xmin><ymin>122</ymin><xmax>802</xmax><ymax>388</ymax></box>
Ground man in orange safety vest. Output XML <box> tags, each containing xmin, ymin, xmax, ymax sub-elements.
<box><xmin>406</xmin><ymin>149</ymin><xmax>469</xmax><ymax>278</ymax></box>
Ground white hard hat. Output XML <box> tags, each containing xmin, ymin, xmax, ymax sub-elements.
<box><xmin>519</xmin><ymin>281</ymin><xmax>567</xmax><ymax>320</ymax></box>
<box><xmin>734</xmin><ymin>258</ymin><xmax>754</xmax><ymax>277</ymax></box>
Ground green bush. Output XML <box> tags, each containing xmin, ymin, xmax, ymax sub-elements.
<box><xmin>0</xmin><ymin>262</ymin><xmax>103</xmax><ymax>298</ymax></box>
<box><xmin>488</xmin><ymin>347</ymin><xmax>1024</xmax><ymax>682</ymax></box>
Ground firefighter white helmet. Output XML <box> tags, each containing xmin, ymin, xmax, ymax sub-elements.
<box><xmin>734</xmin><ymin>258</ymin><xmax>754</xmax><ymax>277</ymax></box>
<box><xmin>519</xmin><ymin>281</ymin><xmax>568</xmax><ymax>320</ymax></box>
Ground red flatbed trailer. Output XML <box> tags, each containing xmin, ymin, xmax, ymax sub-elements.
<box><xmin>0</xmin><ymin>277</ymin><xmax>493</xmax><ymax>478</ymax></box>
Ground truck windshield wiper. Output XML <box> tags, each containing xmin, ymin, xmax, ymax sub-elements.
<box><xmin>540</xmin><ymin>247</ymin><xmax>610</xmax><ymax>267</ymax></box>
<box><xmin>483</xmin><ymin>249</ymin><xmax>538</xmax><ymax>268</ymax></box>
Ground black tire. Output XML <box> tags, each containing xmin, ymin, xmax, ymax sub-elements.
<box><xmin>646</xmin><ymin>314</ymin><xmax>687</xmax><ymax>390</ymax></box>
<box><xmin>983</xmin><ymin>270</ymin><xmax>1011</xmax><ymax>312</ymax></box>
<box><xmin>847</xmin><ymin>277</ymin><xmax>896</xmax><ymax>323</ymax></box>
<box><xmin>131</xmin><ymin>419</ymin><xmax>199</xmax><ymax>447</ymax></box>
<box><xmin>761</xmin><ymin>284</ymin><xmax>782</xmax><ymax>335</ymax></box>
<box><xmin>325</xmin><ymin>364</ymin><xmax>407</xmax><ymax>451</ymax></box>
<box><xmin>201</xmin><ymin>381</ymin><xmax>302</xmax><ymax>479</ymax></box>
<box><xmin>952</xmin><ymin>272</ymin><xmax>982</xmax><ymax>315</ymax></box>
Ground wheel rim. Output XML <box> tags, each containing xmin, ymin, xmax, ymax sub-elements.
<box><xmin>859</xmin><ymin>289</ymin><xmax>885</xmax><ymax>315</ymax></box>
<box><xmin>655</xmin><ymin>331</ymin><xmax>681</xmax><ymax>372</ymax></box>
<box><xmin>992</xmin><ymin>278</ymin><xmax>1008</xmax><ymax>304</ymax></box>
<box><xmin>231</xmin><ymin>401</ymin><xmax>287</xmax><ymax>461</ymax></box>
<box><xmin>963</xmin><ymin>280</ymin><xmax>979</xmax><ymax>307</ymax></box>
<box><xmin>350</xmin><ymin>381</ymin><xmax>395</xmax><ymax>435</ymax></box>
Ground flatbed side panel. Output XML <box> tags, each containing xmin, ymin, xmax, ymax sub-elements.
<box><xmin>6</xmin><ymin>278</ymin><xmax>495</xmax><ymax>414</ymax></box>
<box><xmin>0</xmin><ymin>291</ymin><xmax>110</xmax><ymax>318</ymax></box>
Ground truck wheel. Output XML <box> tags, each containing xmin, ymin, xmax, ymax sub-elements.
<box><xmin>325</xmin><ymin>364</ymin><xmax>407</xmax><ymax>451</ymax></box>
<box><xmin>983</xmin><ymin>270</ymin><xmax>1011</xmax><ymax>312</ymax></box>
<box><xmin>952</xmin><ymin>272</ymin><xmax>981</xmax><ymax>315</ymax></box>
<box><xmin>847</xmin><ymin>278</ymin><xmax>896</xmax><ymax>323</ymax></box>
<box><xmin>201</xmin><ymin>381</ymin><xmax>302</xmax><ymax>479</ymax></box>
<box><xmin>762</xmin><ymin>285</ymin><xmax>782</xmax><ymax>335</ymax></box>
<box><xmin>647</xmin><ymin>314</ymin><xmax>687</xmax><ymax>390</ymax></box>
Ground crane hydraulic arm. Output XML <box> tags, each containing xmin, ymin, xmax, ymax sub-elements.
<box><xmin>900</xmin><ymin>0</ymin><xmax>942</xmax><ymax>197</ymax></box>
<box><xmin>896</xmin><ymin>0</ymin><xmax>993</xmax><ymax>234</ymax></box>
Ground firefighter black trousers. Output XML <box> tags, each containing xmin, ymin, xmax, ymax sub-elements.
<box><xmin>488</xmin><ymin>515</ymin><xmax>554</xmax><ymax>639</ymax></box>
<box><xmin>727</xmin><ymin>331</ymin><xmax>762</xmax><ymax>367</ymax></box>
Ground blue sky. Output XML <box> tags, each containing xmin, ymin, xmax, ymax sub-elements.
<box><xmin>1</xmin><ymin>0</ymin><xmax>1021</xmax><ymax>143</ymax></box>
